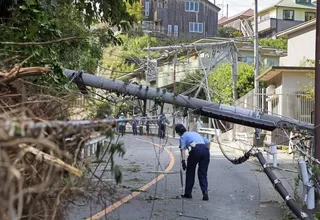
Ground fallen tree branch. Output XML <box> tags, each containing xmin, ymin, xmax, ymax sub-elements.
<box><xmin>0</xmin><ymin>36</ymin><xmax>84</xmax><ymax>46</ymax></box>
<box><xmin>0</xmin><ymin>66</ymin><xmax>50</xmax><ymax>83</ymax></box>
<box><xmin>19</xmin><ymin>143</ymin><xmax>82</xmax><ymax>177</ymax></box>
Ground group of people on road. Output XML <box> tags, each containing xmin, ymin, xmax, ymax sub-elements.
<box><xmin>117</xmin><ymin>112</ymin><xmax>168</xmax><ymax>138</ymax></box>
<box><xmin>117</xmin><ymin>113</ymin><xmax>153</xmax><ymax>136</ymax></box>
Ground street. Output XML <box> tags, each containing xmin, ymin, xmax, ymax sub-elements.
<box><xmin>67</xmin><ymin>135</ymin><xmax>286</xmax><ymax>220</ymax></box>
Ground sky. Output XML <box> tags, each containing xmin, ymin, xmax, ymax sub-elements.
<box><xmin>209</xmin><ymin>0</ymin><xmax>279</xmax><ymax>18</ymax></box>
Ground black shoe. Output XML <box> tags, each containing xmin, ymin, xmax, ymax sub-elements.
<box><xmin>202</xmin><ymin>192</ymin><xmax>209</xmax><ymax>201</ymax></box>
<box><xmin>181</xmin><ymin>194</ymin><xmax>192</xmax><ymax>199</ymax></box>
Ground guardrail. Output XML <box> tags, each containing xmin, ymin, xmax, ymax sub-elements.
<box><xmin>264</xmin><ymin>142</ymin><xmax>277</xmax><ymax>168</ymax></box>
<box><xmin>81</xmin><ymin>136</ymin><xmax>109</xmax><ymax>159</ymax></box>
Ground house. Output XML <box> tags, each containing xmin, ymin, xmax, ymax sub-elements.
<box><xmin>232</xmin><ymin>18</ymin><xmax>316</xmax><ymax>145</ymax></box>
<box><xmin>277</xmin><ymin>18</ymin><xmax>315</xmax><ymax>66</ymax></box>
<box><xmin>218</xmin><ymin>9</ymin><xmax>254</xmax><ymax>37</ymax></box>
<box><xmin>249</xmin><ymin>0</ymin><xmax>316</xmax><ymax>38</ymax></box>
<box><xmin>140</xmin><ymin>0</ymin><xmax>220</xmax><ymax>39</ymax></box>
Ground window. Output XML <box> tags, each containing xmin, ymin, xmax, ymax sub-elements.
<box><xmin>297</xmin><ymin>0</ymin><xmax>311</xmax><ymax>4</ymax></box>
<box><xmin>305</xmin><ymin>12</ymin><xmax>316</xmax><ymax>21</ymax></box>
<box><xmin>168</xmin><ymin>25</ymin><xmax>172</xmax><ymax>35</ymax></box>
<box><xmin>194</xmin><ymin>2</ymin><xmax>199</xmax><ymax>12</ymax></box>
<box><xmin>260</xmin><ymin>14</ymin><xmax>270</xmax><ymax>22</ymax></box>
<box><xmin>185</xmin><ymin>1</ymin><xmax>199</xmax><ymax>12</ymax></box>
<box><xmin>185</xmin><ymin>1</ymin><xmax>189</xmax><ymax>10</ymax></box>
<box><xmin>283</xmin><ymin>10</ymin><xmax>294</xmax><ymax>20</ymax></box>
<box><xmin>174</xmin><ymin>25</ymin><xmax>178</xmax><ymax>37</ymax></box>
<box><xmin>163</xmin><ymin>0</ymin><xmax>168</xmax><ymax>8</ymax></box>
<box><xmin>145</xmin><ymin>1</ymin><xmax>149</xmax><ymax>16</ymax></box>
<box><xmin>189</xmin><ymin>22</ymin><xmax>204</xmax><ymax>33</ymax></box>
<box><xmin>198</xmin><ymin>23</ymin><xmax>203</xmax><ymax>33</ymax></box>
<box><xmin>189</xmin><ymin>22</ymin><xmax>194</xmax><ymax>32</ymax></box>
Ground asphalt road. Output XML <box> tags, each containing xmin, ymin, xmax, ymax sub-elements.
<box><xmin>67</xmin><ymin>135</ymin><xmax>286</xmax><ymax>220</ymax></box>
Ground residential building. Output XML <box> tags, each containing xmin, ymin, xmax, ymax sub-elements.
<box><xmin>218</xmin><ymin>9</ymin><xmax>254</xmax><ymax>37</ymax></box>
<box><xmin>231</xmin><ymin>19</ymin><xmax>316</xmax><ymax>145</ymax></box>
<box><xmin>140</xmin><ymin>0</ymin><xmax>220</xmax><ymax>39</ymax></box>
<box><xmin>249</xmin><ymin>0</ymin><xmax>316</xmax><ymax>38</ymax></box>
<box><xmin>277</xmin><ymin>18</ymin><xmax>315</xmax><ymax>66</ymax></box>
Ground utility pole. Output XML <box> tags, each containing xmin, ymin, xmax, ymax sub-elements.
<box><xmin>226</xmin><ymin>4</ymin><xmax>229</xmax><ymax>18</ymax></box>
<box><xmin>146</xmin><ymin>44</ymin><xmax>150</xmax><ymax>83</ymax></box>
<box><xmin>172</xmin><ymin>50</ymin><xmax>177</xmax><ymax>137</ymax></box>
<box><xmin>231</xmin><ymin>46</ymin><xmax>238</xmax><ymax>102</ymax></box>
<box><xmin>314</xmin><ymin>1</ymin><xmax>320</xmax><ymax>161</ymax></box>
<box><xmin>231</xmin><ymin>45</ymin><xmax>238</xmax><ymax>140</ymax></box>
<box><xmin>254</xmin><ymin>0</ymin><xmax>259</xmax><ymax>110</ymax></box>
<box><xmin>64</xmin><ymin>69</ymin><xmax>314</xmax><ymax>131</ymax></box>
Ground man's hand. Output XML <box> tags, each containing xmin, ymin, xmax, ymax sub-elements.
<box><xmin>181</xmin><ymin>160</ymin><xmax>187</xmax><ymax>171</ymax></box>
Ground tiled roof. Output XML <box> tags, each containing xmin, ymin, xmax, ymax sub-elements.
<box><xmin>218</xmin><ymin>16</ymin><xmax>228</xmax><ymax>24</ymax></box>
<box><xmin>218</xmin><ymin>9</ymin><xmax>254</xmax><ymax>25</ymax></box>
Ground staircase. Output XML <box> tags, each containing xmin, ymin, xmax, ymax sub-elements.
<box><xmin>240</xmin><ymin>19</ymin><xmax>254</xmax><ymax>37</ymax></box>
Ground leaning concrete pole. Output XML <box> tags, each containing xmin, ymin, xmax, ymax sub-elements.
<box><xmin>64</xmin><ymin>69</ymin><xmax>313</xmax><ymax>132</ymax></box>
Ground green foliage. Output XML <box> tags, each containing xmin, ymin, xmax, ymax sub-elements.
<box><xmin>217</xmin><ymin>26</ymin><xmax>243</xmax><ymax>38</ymax></box>
<box><xmin>126</xmin><ymin>1</ymin><xmax>144</xmax><ymax>22</ymax></box>
<box><xmin>0</xmin><ymin>0</ymin><xmax>139</xmax><ymax>79</ymax></box>
<box><xmin>102</xmin><ymin>34</ymin><xmax>162</xmax><ymax>78</ymax></box>
<box><xmin>300</xmin><ymin>59</ymin><xmax>315</xmax><ymax>101</ymax></box>
<box><xmin>208</xmin><ymin>62</ymin><xmax>255</xmax><ymax>104</ymax></box>
<box><xmin>258</xmin><ymin>38</ymin><xmax>287</xmax><ymax>50</ymax></box>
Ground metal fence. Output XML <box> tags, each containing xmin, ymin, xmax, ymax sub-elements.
<box><xmin>234</xmin><ymin>88</ymin><xmax>314</xmax><ymax>145</ymax></box>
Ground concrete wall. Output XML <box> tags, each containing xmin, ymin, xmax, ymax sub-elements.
<box><xmin>280</xmin><ymin>24</ymin><xmax>315</xmax><ymax>66</ymax></box>
<box><xmin>223</xmin><ymin>19</ymin><xmax>241</xmax><ymax>30</ymax></box>
<box><xmin>277</xmin><ymin>7</ymin><xmax>315</xmax><ymax>21</ymax></box>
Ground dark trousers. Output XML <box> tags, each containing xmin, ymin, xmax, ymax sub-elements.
<box><xmin>160</xmin><ymin>124</ymin><xmax>166</xmax><ymax>138</ymax></box>
<box><xmin>119</xmin><ymin>125</ymin><xmax>125</xmax><ymax>136</ymax></box>
<box><xmin>132</xmin><ymin>125</ymin><xmax>137</xmax><ymax>135</ymax></box>
<box><xmin>185</xmin><ymin>144</ymin><xmax>210</xmax><ymax>195</ymax></box>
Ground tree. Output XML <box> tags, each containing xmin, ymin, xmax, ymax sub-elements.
<box><xmin>101</xmin><ymin>34</ymin><xmax>163</xmax><ymax>78</ymax></box>
<box><xmin>300</xmin><ymin>59</ymin><xmax>315</xmax><ymax>101</ymax></box>
<box><xmin>258</xmin><ymin>38</ymin><xmax>287</xmax><ymax>50</ymax></box>
<box><xmin>208</xmin><ymin>62</ymin><xmax>255</xmax><ymax>104</ymax></box>
<box><xmin>0</xmin><ymin>0</ymin><xmax>139</xmax><ymax>78</ymax></box>
<box><xmin>217</xmin><ymin>26</ymin><xmax>243</xmax><ymax>38</ymax></box>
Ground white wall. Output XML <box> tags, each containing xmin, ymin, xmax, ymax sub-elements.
<box><xmin>280</xmin><ymin>71</ymin><xmax>314</xmax><ymax>121</ymax></box>
<box><xmin>280</xmin><ymin>24</ymin><xmax>315</xmax><ymax>66</ymax></box>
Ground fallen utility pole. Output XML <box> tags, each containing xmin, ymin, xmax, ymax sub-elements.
<box><xmin>256</xmin><ymin>152</ymin><xmax>310</xmax><ymax>220</ymax></box>
<box><xmin>64</xmin><ymin>69</ymin><xmax>313</xmax><ymax>132</ymax></box>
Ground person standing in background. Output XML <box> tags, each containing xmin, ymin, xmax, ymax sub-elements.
<box><xmin>118</xmin><ymin>113</ymin><xmax>126</xmax><ymax>136</ymax></box>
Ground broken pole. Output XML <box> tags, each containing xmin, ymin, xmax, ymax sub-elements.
<box><xmin>64</xmin><ymin>69</ymin><xmax>313</xmax><ymax>132</ymax></box>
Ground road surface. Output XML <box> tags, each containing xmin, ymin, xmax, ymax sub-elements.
<box><xmin>67</xmin><ymin>135</ymin><xmax>286</xmax><ymax>220</ymax></box>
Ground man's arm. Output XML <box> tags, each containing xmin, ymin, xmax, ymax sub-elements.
<box><xmin>179</xmin><ymin>137</ymin><xmax>186</xmax><ymax>161</ymax></box>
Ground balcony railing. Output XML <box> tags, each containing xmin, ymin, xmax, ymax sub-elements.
<box><xmin>251</xmin><ymin>18</ymin><xmax>277</xmax><ymax>33</ymax></box>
